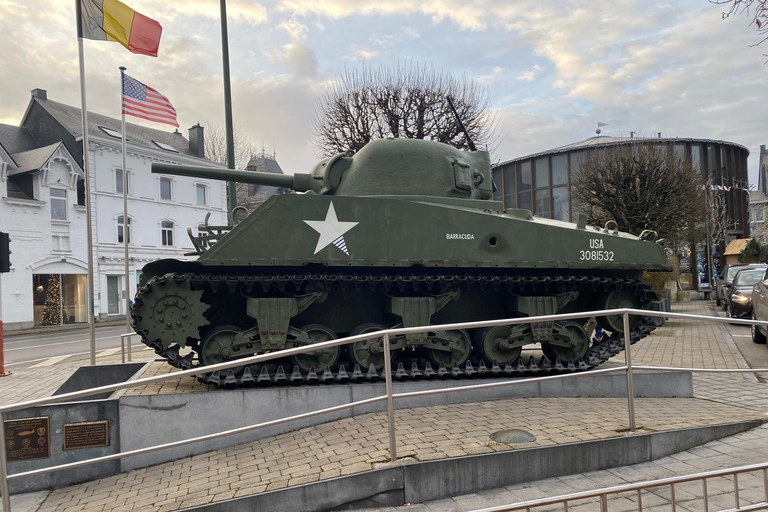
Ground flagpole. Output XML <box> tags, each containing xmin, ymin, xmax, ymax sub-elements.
<box><xmin>119</xmin><ymin>67</ymin><xmax>131</xmax><ymax>342</ymax></box>
<box><xmin>220</xmin><ymin>0</ymin><xmax>237</xmax><ymax>215</ymax></box>
<box><xmin>76</xmin><ymin>0</ymin><xmax>97</xmax><ymax>366</ymax></box>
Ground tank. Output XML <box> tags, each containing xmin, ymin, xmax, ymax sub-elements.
<box><xmin>131</xmin><ymin>138</ymin><xmax>670</xmax><ymax>386</ymax></box>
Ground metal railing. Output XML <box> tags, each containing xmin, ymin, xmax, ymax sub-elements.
<box><xmin>470</xmin><ymin>462</ymin><xmax>768</xmax><ymax>512</ymax></box>
<box><xmin>1</xmin><ymin>307</ymin><xmax>768</xmax><ymax>512</ymax></box>
<box><xmin>119</xmin><ymin>333</ymin><xmax>134</xmax><ymax>363</ymax></box>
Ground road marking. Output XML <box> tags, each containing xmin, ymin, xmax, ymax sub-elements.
<box><xmin>731</xmin><ymin>334</ymin><xmax>752</xmax><ymax>337</ymax></box>
<box><xmin>97</xmin><ymin>348</ymin><xmax>122</xmax><ymax>357</ymax></box>
<box><xmin>4</xmin><ymin>335</ymin><xmax>123</xmax><ymax>352</ymax></box>
<box><xmin>3</xmin><ymin>328</ymin><xmax>128</xmax><ymax>346</ymax></box>
<box><xmin>5</xmin><ymin>344</ymin><xmax>148</xmax><ymax>368</ymax></box>
<box><xmin>30</xmin><ymin>355</ymin><xmax>72</xmax><ymax>368</ymax></box>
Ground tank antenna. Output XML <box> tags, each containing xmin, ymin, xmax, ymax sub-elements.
<box><xmin>446</xmin><ymin>96</ymin><xmax>477</xmax><ymax>151</ymax></box>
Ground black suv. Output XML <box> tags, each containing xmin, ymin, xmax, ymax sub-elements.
<box><xmin>716</xmin><ymin>263</ymin><xmax>768</xmax><ymax>309</ymax></box>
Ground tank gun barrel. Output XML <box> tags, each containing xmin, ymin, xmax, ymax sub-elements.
<box><xmin>151</xmin><ymin>163</ymin><xmax>313</xmax><ymax>192</ymax></box>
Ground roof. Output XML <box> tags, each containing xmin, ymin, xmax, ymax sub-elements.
<box><xmin>246</xmin><ymin>153</ymin><xmax>284</xmax><ymax>175</ymax></box>
<box><xmin>30</xmin><ymin>97</ymin><xmax>198</xmax><ymax>158</ymax></box>
<box><xmin>0</xmin><ymin>123</ymin><xmax>39</xmax><ymax>154</ymax></box>
<box><xmin>495</xmin><ymin>135</ymin><xmax>751</xmax><ymax>168</ymax></box>
<box><xmin>724</xmin><ymin>238</ymin><xmax>751</xmax><ymax>256</ymax></box>
<box><xmin>9</xmin><ymin>142</ymin><xmax>60</xmax><ymax>175</ymax></box>
<box><xmin>750</xmin><ymin>191</ymin><xmax>768</xmax><ymax>203</ymax></box>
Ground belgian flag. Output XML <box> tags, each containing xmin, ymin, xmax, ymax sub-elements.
<box><xmin>77</xmin><ymin>0</ymin><xmax>162</xmax><ymax>57</ymax></box>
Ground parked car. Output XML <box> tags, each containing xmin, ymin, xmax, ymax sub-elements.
<box><xmin>716</xmin><ymin>263</ymin><xmax>768</xmax><ymax>308</ymax></box>
<box><xmin>750</xmin><ymin>273</ymin><xmax>768</xmax><ymax>344</ymax></box>
<box><xmin>724</xmin><ymin>268</ymin><xmax>767</xmax><ymax>319</ymax></box>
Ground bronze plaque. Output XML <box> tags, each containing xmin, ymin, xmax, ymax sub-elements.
<box><xmin>4</xmin><ymin>417</ymin><xmax>50</xmax><ymax>461</ymax></box>
<box><xmin>63</xmin><ymin>421</ymin><xmax>109</xmax><ymax>450</ymax></box>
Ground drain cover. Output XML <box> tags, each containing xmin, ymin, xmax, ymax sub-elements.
<box><xmin>489</xmin><ymin>429</ymin><xmax>536</xmax><ymax>444</ymax></box>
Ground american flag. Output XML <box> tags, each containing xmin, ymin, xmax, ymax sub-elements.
<box><xmin>122</xmin><ymin>73</ymin><xmax>179</xmax><ymax>127</ymax></box>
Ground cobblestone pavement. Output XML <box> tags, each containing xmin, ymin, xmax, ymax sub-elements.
<box><xmin>5</xmin><ymin>299</ymin><xmax>768</xmax><ymax>512</ymax></box>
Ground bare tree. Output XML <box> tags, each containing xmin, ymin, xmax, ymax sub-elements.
<box><xmin>571</xmin><ymin>144</ymin><xmax>706</xmax><ymax>241</ymax></box>
<box><xmin>203</xmin><ymin>123</ymin><xmax>255</xmax><ymax>170</ymax></box>
<box><xmin>312</xmin><ymin>63</ymin><xmax>498</xmax><ymax>157</ymax></box>
<box><xmin>712</xmin><ymin>0</ymin><xmax>768</xmax><ymax>45</ymax></box>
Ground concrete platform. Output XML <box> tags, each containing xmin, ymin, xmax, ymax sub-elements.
<box><xmin>117</xmin><ymin>364</ymin><xmax>694</xmax><ymax>470</ymax></box>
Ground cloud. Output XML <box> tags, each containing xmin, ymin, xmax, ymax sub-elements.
<box><xmin>516</xmin><ymin>64</ymin><xmax>542</xmax><ymax>82</ymax></box>
<box><xmin>131</xmin><ymin>0</ymin><xmax>268</xmax><ymax>25</ymax></box>
<box><xmin>343</xmin><ymin>46</ymin><xmax>379</xmax><ymax>61</ymax></box>
<box><xmin>279</xmin><ymin>19</ymin><xmax>309</xmax><ymax>40</ymax></box>
<box><xmin>476</xmin><ymin>66</ymin><xmax>505</xmax><ymax>84</ymax></box>
<box><xmin>401</xmin><ymin>26</ymin><xmax>420</xmax><ymax>39</ymax></box>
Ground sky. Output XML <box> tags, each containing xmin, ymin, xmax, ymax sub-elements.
<box><xmin>1</xmin><ymin>0</ymin><xmax>767</xmax><ymax>185</ymax></box>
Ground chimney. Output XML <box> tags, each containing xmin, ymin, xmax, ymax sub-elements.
<box><xmin>31</xmin><ymin>88</ymin><xmax>47</xmax><ymax>101</ymax></box>
<box><xmin>188</xmin><ymin>124</ymin><xmax>204</xmax><ymax>158</ymax></box>
<box><xmin>761</xmin><ymin>144</ymin><xmax>766</xmax><ymax>155</ymax></box>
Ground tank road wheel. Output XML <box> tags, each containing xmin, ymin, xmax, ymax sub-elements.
<box><xmin>541</xmin><ymin>321</ymin><xmax>590</xmax><ymax>362</ymax></box>
<box><xmin>473</xmin><ymin>326</ymin><xmax>522</xmax><ymax>365</ymax></box>
<box><xmin>291</xmin><ymin>324</ymin><xmax>341</xmax><ymax>373</ymax></box>
<box><xmin>348</xmin><ymin>323</ymin><xmax>390</xmax><ymax>371</ymax></box>
<box><xmin>597</xmin><ymin>290</ymin><xmax>641</xmax><ymax>333</ymax></box>
<box><xmin>426</xmin><ymin>329</ymin><xmax>472</xmax><ymax>368</ymax></box>
<box><xmin>200</xmin><ymin>325</ymin><xmax>241</xmax><ymax>366</ymax></box>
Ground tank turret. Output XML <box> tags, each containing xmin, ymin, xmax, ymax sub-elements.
<box><xmin>152</xmin><ymin>138</ymin><xmax>494</xmax><ymax>199</ymax></box>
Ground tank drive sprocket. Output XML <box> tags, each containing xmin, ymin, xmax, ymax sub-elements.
<box><xmin>131</xmin><ymin>273</ymin><xmax>210</xmax><ymax>361</ymax></box>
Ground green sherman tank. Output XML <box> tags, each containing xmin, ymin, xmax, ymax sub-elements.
<box><xmin>131</xmin><ymin>137</ymin><xmax>670</xmax><ymax>386</ymax></box>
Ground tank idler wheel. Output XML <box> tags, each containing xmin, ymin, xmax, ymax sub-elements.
<box><xmin>348</xmin><ymin>323</ymin><xmax>391</xmax><ymax>371</ymax></box>
<box><xmin>291</xmin><ymin>323</ymin><xmax>341</xmax><ymax>373</ymax></box>
<box><xmin>426</xmin><ymin>329</ymin><xmax>472</xmax><ymax>369</ymax></box>
<box><xmin>541</xmin><ymin>321</ymin><xmax>590</xmax><ymax>362</ymax></box>
<box><xmin>597</xmin><ymin>290</ymin><xmax>641</xmax><ymax>333</ymax></box>
<box><xmin>473</xmin><ymin>326</ymin><xmax>522</xmax><ymax>365</ymax></box>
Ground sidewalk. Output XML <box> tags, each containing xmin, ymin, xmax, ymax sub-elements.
<box><xmin>3</xmin><ymin>299</ymin><xmax>767</xmax><ymax>512</ymax></box>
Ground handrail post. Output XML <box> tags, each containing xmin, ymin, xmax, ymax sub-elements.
<box><xmin>0</xmin><ymin>416</ymin><xmax>11</xmax><ymax>512</ymax></box>
<box><xmin>383</xmin><ymin>333</ymin><xmax>397</xmax><ymax>462</ymax></box>
<box><xmin>623</xmin><ymin>310</ymin><xmax>636</xmax><ymax>433</ymax></box>
<box><xmin>120</xmin><ymin>336</ymin><xmax>125</xmax><ymax>364</ymax></box>
<box><xmin>127</xmin><ymin>333</ymin><xmax>132</xmax><ymax>362</ymax></box>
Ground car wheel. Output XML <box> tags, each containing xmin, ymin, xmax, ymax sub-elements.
<box><xmin>752</xmin><ymin>313</ymin><xmax>767</xmax><ymax>344</ymax></box>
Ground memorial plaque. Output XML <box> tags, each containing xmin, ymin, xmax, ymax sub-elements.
<box><xmin>4</xmin><ymin>417</ymin><xmax>50</xmax><ymax>461</ymax></box>
<box><xmin>63</xmin><ymin>421</ymin><xmax>109</xmax><ymax>450</ymax></box>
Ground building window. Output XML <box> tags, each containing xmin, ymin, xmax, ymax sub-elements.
<box><xmin>115</xmin><ymin>169</ymin><xmax>129</xmax><ymax>194</ymax></box>
<box><xmin>117</xmin><ymin>215</ymin><xmax>132</xmax><ymax>243</ymax></box>
<box><xmin>552</xmin><ymin>186</ymin><xmax>569</xmax><ymax>221</ymax></box>
<box><xmin>551</xmin><ymin>154</ymin><xmax>567</xmax><ymax>186</ymax></box>
<box><xmin>195</xmin><ymin>184</ymin><xmax>207</xmax><ymax>205</ymax></box>
<box><xmin>755</xmin><ymin>208</ymin><xmax>765</xmax><ymax>223</ymax></box>
<box><xmin>160</xmin><ymin>178</ymin><xmax>172</xmax><ymax>201</ymax></box>
<box><xmin>161</xmin><ymin>221</ymin><xmax>174</xmax><ymax>246</ymax></box>
<box><xmin>50</xmin><ymin>188</ymin><xmax>67</xmax><ymax>220</ymax></box>
<box><xmin>52</xmin><ymin>234</ymin><xmax>70</xmax><ymax>252</ymax></box>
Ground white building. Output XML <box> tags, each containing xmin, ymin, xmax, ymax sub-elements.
<box><xmin>0</xmin><ymin>89</ymin><xmax>227</xmax><ymax>329</ymax></box>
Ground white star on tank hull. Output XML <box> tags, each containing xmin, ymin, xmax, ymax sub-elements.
<box><xmin>303</xmin><ymin>202</ymin><xmax>359</xmax><ymax>255</ymax></box>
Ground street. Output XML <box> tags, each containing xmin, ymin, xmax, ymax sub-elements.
<box><xmin>1</xmin><ymin>324</ymin><xmax>146</xmax><ymax>370</ymax></box>
<box><xmin>721</xmin><ymin>314</ymin><xmax>768</xmax><ymax>381</ymax></box>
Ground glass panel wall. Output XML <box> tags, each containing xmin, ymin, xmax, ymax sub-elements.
<box><xmin>517</xmin><ymin>160</ymin><xmax>532</xmax><ymax>211</ymax></box>
<box><xmin>552</xmin><ymin>186</ymin><xmax>569</xmax><ymax>221</ymax></box>
<box><xmin>503</xmin><ymin>165</ymin><xmax>516</xmax><ymax>208</ymax></box>
<box><xmin>534</xmin><ymin>189</ymin><xmax>550</xmax><ymax>217</ymax></box>
<box><xmin>534</xmin><ymin>157</ymin><xmax>549</xmax><ymax>189</ymax></box>
<box><xmin>691</xmin><ymin>144</ymin><xmax>702</xmax><ymax>174</ymax></box>
<box><xmin>552</xmin><ymin>154</ymin><xmax>567</xmax><ymax>186</ymax></box>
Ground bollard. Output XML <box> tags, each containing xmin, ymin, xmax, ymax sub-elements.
<box><xmin>383</xmin><ymin>333</ymin><xmax>397</xmax><ymax>462</ymax></box>
<box><xmin>623</xmin><ymin>310</ymin><xmax>635</xmax><ymax>432</ymax></box>
<box><xmin>0</xmin><ymin>319</ymin><xmax>10</xmax><ymax>377</ymax></box>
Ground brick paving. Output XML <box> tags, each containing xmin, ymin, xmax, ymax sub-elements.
<box><xmin>4</xmin><ymin>299</ymin><xmax>768</xmax><ymax>512</ymax></box>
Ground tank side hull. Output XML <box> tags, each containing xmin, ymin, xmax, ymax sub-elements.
<box><xmin>198</xmin><ymin>195</ymin><xmax>670</xmax><ymax>271</ymax></box>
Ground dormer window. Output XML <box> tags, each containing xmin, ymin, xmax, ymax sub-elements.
<box><xmin>50</xmin><ymin>188</ymin><xmax>67</xmax><ymax>220</ymax></box>
<box><xmin>99</xmin><ymin>126</ymin><xmax>124</xmax><ymax>139</ymax></box>
<box><xmin>153</xmin><ymin>141</ymin><xmax>179</xmax><ymax>153</ymax></box>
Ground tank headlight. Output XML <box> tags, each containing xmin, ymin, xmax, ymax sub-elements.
<box><xmin>731</xmin><ymin>294</ymin><xmax>750</xmax><ymax>303</ymax></box>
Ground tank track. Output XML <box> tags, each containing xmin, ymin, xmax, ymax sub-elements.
<box><xmin>132</xmin><ymin>272</ymin><xmax>660</xmax><ymax>388</ymax></box>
